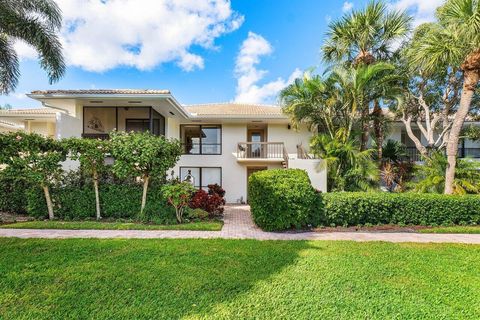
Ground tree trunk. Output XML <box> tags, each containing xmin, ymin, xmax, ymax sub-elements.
<box><xmin>42</xmin><ymin>185</ymin><xmax>54</xmax><ymax>219</ymax></box>
<box><xmin>360</xmin><ymin>106</ymin><xmax>370</xmax><ymax>151</ymax></box>
<box><xmin>372</xmin><ymin>100</ymin><xmax>383</xmax><ymax>159</ymax></box>
<box><xmin>444</xmin><ymin>70</ymin><xmax>479</xmax><ymax>194</ymax></box>
<box><xmin>93</xmin><ymin>169</ymin><xmax>101</xmax><ymax>220</ymax></box>
<box><xmin>141</xmin><ymin>175</ymin><xmax>149</xmax><ymax>213</ymax></box>
<box><xmin>175</xmin><ymin>207</ymin><xmax>183</xmax><ymax>223</ymax></box>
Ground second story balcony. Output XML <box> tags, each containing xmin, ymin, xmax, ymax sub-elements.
<box><xmin>236</xmin><ymin>142</ymin><xmax>288</xmax><ymax>163</ymax></box>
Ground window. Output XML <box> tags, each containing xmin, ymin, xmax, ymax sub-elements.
<box><xmin>180</xmin><ymin>167</ymin><xmax>222</xmax><ymax>190</ymax></box>
<box><xmin>180</xmin><ymin>125</ymin><xmax>221</xmax><ymax>154</ymax></box>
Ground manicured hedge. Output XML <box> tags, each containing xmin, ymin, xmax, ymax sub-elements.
<box><xmin>248</xmin><ymin>169</ymin><xmax>321</xmax><ymax>231</ymax></box>
<box><xmin>27</xmin><ymin>184</ymin><xmax>176</xmax><ymax>223</ymax></box>
<box><xmin>248</xmin><ymin>169</ymin><xmax>480</xmax><ymax>231</ymax></box>
<box><xmin>321</xmin><ymin>192</ymin><xmax>480</xmax><ymax>227</ymax></box>
<box><xmin>0</xmin><ymin>174</ymin><xmax>28</xmax><ymax>214</ymax></box>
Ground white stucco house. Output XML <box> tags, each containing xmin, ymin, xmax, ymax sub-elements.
<box><xmin>0</xmin><ymin>89</ymin><xmax>327</xmax><ymax>203</ymax></box>
<box><xmin>1</xmin><ymin>89</ymin><xmax>479</xmax><ymax>202</ymax></box>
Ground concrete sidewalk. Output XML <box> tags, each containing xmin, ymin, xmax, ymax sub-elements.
<box><xmin>1</xmin><ymin>205</ymin><xmax>480</xmax><ymax>244</ymax></box>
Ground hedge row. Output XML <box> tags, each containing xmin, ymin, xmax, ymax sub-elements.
<box><xmin>0</xmin><ymin>174</ymin><xmax>28</xmax><ymax>214</ymax></box>
<box><xmin>248</xmin><ymin>169</ymin><xmax>322</xmax><ymax>231</ymax></box>
<box><xmin>321</xmin><ymin>192</ymin><xmax>480</xmax><ymax>227</ymax></box>
<box><xmin>249</xmin><ymin>169</ymin><xmax>480</xmax><ymax>231</ymax></box>
<box><xmin>26</xmin><ymin>184</ymin><xmax>176</xmax><ymax>223</ymax></box>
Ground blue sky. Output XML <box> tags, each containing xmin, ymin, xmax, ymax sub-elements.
<box><xmin>0</xmin><ymin>0</ymin><xmax>441</xmax><ymax>109</ymax></box>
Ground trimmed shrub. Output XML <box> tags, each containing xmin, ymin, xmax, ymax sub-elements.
<box><xmin>321</xmin><ymin>192</ymin><xmax>480</xmax><ymax>226</ymax></box>
<box><xmin>26</xmin><ymin>184</ymin><xmax>176</xmax><ymax>223</ymax></box>
<box><xmin>248</xmin><ymin>169</ymin><xmax>321</xmax><ymax>231</ymax></box>
<box><xmin>0</xmin><ymin>173</ymin><xmax>28</xmax><ymax>214</ymax></box>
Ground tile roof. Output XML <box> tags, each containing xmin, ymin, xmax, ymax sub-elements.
<box><xmin>0</xmin><ymin>120</ymin><xmax>23</xmax><ymax>128</ymax></box>
<box><xmin>0</xmin><ymin>108</ymin><xmax>57</xmax><ymax>115</ymax></box>
<box><xmin>30</xmin><ymin>89</ymin><xmax>170</xmax><ymax>95</ymax></box>
<box><xmin>184</xmin><ymin>103</ymin><xmax>285</xmax><ymax>117</ymax></box>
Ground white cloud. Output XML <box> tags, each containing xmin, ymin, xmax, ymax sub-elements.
<box><xmin>234</xmin><ymin>32</ymin><xmax>301</xmax><ymax>104</ymax></box>
<box><xmin>391</xmin><ymin>0</ymin><xmax>444</xmax><ymax>26</ymax></box>
<box><xmin>342</xmin><ymin>1</ymin><xmax>354</xmax><ymax>13</ymax></box>
<box><xmin>15</xmin><ymin>0</ymin><xmax>243</xmax><ymax>72</ymax></box>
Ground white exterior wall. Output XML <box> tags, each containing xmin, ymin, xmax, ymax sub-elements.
<box><xmin>56</xmin><ymin>113</ymin><xmax>82</xmax><ymax>139</ymax></box>
<box><xmin>173</xmin><ymin>123</ymin><xmax>248</xmax><ymax>203</ymax></box>
<box><xmin>267</xmin><ymin>123</ymin><xmax>312</xmax><ymax>154</ymax></box>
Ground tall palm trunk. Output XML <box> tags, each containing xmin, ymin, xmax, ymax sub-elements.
<box><xmin>42</xmin><ymin>184</ymin><xmax>54</xmax><ymax>219</ymax></box>
<box><xmin>360</xmin><ymin>107</ymin><xmax>370</xmax><ymax>151</ymax></box>
<box><xmin>93</xmin><ymin>169</ymin><xmax>101</xmax><ymax>220</ymax></box>
<box><xmin>372</xmin><ymin>100</ymin><xmax>383</xmax><ymax>159</ymax></box>
<box><xmin>444</xmin><ymin>69</ymin><xmax>479</xmax><ymax>194</ymax></box>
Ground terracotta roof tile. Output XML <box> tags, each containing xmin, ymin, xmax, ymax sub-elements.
<box><xmin>30</xmin><ymin>89</ymin><xmax>170</xmax><ymax>95</ymax></box>
<box><xmin>184</xmin><ymin>103</ymin><xmax>285</xmax><ymax>117</ymax></box>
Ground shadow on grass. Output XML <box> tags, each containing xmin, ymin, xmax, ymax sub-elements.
<box><xmin>0</xmin><ymin>238</ymin><xmax>310</xmax><ymax>319</ymax></box>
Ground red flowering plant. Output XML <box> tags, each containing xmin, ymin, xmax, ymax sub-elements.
<box><xmin>189</xmin><ymin>184</ymin><xmax>226</xmax><ymax>218</ymax></box>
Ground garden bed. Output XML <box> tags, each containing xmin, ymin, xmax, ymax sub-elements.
<box><xmin>0</xmin><ymin>219</ymin><xmax>223</xmax><ymax>231</ymax></box>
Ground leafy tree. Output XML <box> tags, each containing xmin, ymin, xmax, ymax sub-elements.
<box><xmin>63</xmin><ymin>137</ymin><xmax>109</xmax><ymax>220</ymax></box>
<box><xmin>162</xmin><ymin>182</ymin><xmax>196</xmax><ymax>223</ymax></box>
<box><xmin>406</xmin><ymin>0</ymin><xmax>480</xmax><ymax>194</ymax></box>
<box><xmin>413</xmin><ymin>152</ymin><xmax>480</xmax><ymax>195</ymax></box>
<box><xmin>0</xmin><ymin>0</ymin><xmax>65</xmax><ymax>94</ymax></box>
<box><xmin>0</xmin><ymin>132</ymin><xmax>66</xmax><ymax>219</ymax></box>
<box><xmin>109</xmin><ymin>131</ymin><xmax>182</xmax><ymax>214</ymax></box>
<box><xmin>0</xmin><ymin>103</ymin><xmax>12</xmax><ymax>110</ymax></box>
<box><xmin>322</xmin><ymin>0</ymin><xmax>411</xmax><ymax>150</ymax></box>
<box><xmin>310</xmin><ymin>133</ymin><xmax>378</xmax><ymax>191</ymax></box>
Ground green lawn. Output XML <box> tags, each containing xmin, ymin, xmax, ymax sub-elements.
<box><xmin>0</xmin><ymin>220</ymin><xmax>223</xmax><ymax>231</ymax></box>
<box><xmin>0</xmin><ymin>239</ymin><xmax>479</xmax><ymax>319</ymax></box>
<box><xmin>420</xmin><ymin>226</ymin><xmax>480</xmax><ymax>234</ymax></box>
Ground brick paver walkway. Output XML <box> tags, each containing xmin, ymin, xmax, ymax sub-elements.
<box><xmin>1</xmin><ymin>205</ymin><xmax>480</xmax><ymax>243</ymax></box>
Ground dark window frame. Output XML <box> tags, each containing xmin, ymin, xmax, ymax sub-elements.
<box><xmin>82</xmin><ymin>106</ymin><xmax>166</xmax><ymax>137</ymax></box>
<box><xmin>125</xmin><ymin>118</ymin><xmax>160</xmax><ymax>135</ymax></box>
<box><xmin>179</xmin><ymin>166</ymin><xmax>222</xmax><ymax>189</ymax></box>
<box><xmin>180</xmin><ymin>124</ymin><xmax>222</xmax><ymax>155</ymax></box>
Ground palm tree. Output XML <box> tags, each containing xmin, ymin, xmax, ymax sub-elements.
<box><xmin>280</xmin><ymin>63</ymin><xmax>401</xmax><ymax>147</ymax></box>
<box><xmin>408</xmin><ymin>0</ymin><xmax>480</xmax><ymax>194</ymax></box>
<box><xmin>322</xmin><ymin>0</ymin><xmax>411</xmax><ymax>151</ymax></box>
<box><xmin>0</xmin><ymin>0</ymin><xmax>65</xmax><ymax>94</ymax></box>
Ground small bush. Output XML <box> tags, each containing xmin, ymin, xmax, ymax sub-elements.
<box><xmin>248</xmin><ymin>169</ymin><xmax>321</xmax><ymax>231</ymax></box>
<box><xmin>188</xmin><ymin>208</ymin><xmax>210</xmax><ymax>220</ymax></box>
<box><xmin>189</xmin><ymin>184</ymin><xmax>226</xmax><ymax>217</ymax></box>
<box><xmin>320</xmin><ymin>192</ymin><xmax>480</xmax><ymax>226</ymax></box>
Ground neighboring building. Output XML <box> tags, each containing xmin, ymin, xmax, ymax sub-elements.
<box><xmin>1</xmin><ymin>89</ymin><xmax>479</xmax><ymax>201</ymax></box>
<box><xmin>0</xmin><ymin>90</ymin><xmax>326</xmax><ymax>203</ymax></box>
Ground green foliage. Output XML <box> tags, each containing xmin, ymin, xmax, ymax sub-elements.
<box><xmin>0</xmin><ymin>132</ymin><xmax>66</xmax><ymax>186</ymax></box>
<box><xmin>162</xmin><ymin>182</ymin><xmax>196</xmax><ymax>223</ymax></box>
<box><xmin>381</xmin><ymin>139</ymin><xmax>407</xmax><ymax>163</ymax></box>
<box><xmin>321</xmin><ymin>192</ymin><xmax>480</xmax><ymax>226</ymax></box>
<box><xmin>322</xmin><ymin>0</ymin><xmax>412</xmax><ymax>64</ymax></box>
<box><xmin>0</xmin><ymin>0</ymin><xmax>65</xmax><ymax>94</ymax></box>
<box><xmin>413</xmin><ymin>152</ymin><xmax>480</xmax><ymax>194</ymax></box>
<box><xmin>62</xmin><ymin>137</ymin><xmax>109</xmax><ymax>176</ymax></box>
<box><xmin>26</xmin><ymin>184</ymin><xmax>176</xmax><ymax>223</ymax></box>
<box><xmin>109</xmin><ymin>131</ymin><xmax>181</xmax><ymax>181</ymax></box>
<box><xmin>0</xmin><ymin>170</ymin><xmax>28</xmax><ymax>214</ymax></box>
<box><xmin>248</xmin><ymin>169</ymin><xmax>321</xmax><ymax>231</ymax></box>
<box><xmin>187</xmin><ymin>208</ymin><xmax>210</xmax><ymax>220</ymax></box>
<box><xmin>310</xmin><ymin>134</ymin><xmax>378</xmax><ymax>191</ymax></box>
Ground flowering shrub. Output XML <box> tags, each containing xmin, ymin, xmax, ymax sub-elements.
<box><xmin>162</xmin><ymin>182</ymin><xmax>196</xmax><ymax>223</ymax></box>
<box><xmin>189</xmin><ymin>184</ymin><xmax>226</xmax><ymax>217</ymax></box>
